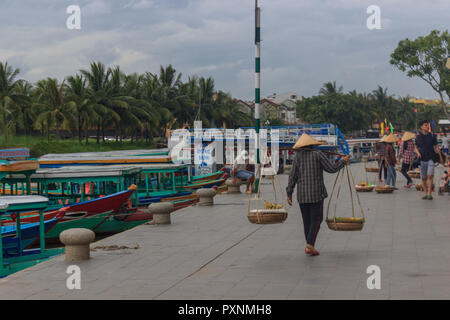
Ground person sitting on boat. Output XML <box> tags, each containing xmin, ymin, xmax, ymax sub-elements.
<box><xmin>231</xmin><ymin>150</ymin><xmax>255</xmax><ymax>195</ymax></box>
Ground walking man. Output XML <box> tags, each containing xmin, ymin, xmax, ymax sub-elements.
<box><xmin>414</xmin><ymin>120</ymin><xmax>443</xmax><ymax>200</ymax></box>
<box><xmin>286</xmin><ymin>134</ymin><xmax>350</xmax><ymax>256</ymax></box>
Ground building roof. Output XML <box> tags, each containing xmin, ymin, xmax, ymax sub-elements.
<box><xmin>266</xmin><ymin>92</ymin><xmax>302</xmax><ymax>104</ymax></box>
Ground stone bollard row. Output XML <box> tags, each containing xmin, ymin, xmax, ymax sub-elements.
<box><xmin>225</xmin><ymin>179</ymin><xmax>242</xmax><ymax>194</ymax></box>
<box><xmin>59</xmin><ymin>228</ymin><xmax>95</xmax><ymax>262</ymax></box>
<box><xmin>196</xmin><ymin>188</ymin><xmax>216</xmax><ymax>206</ymax></box>
<box><xmin>148</xmin><ymin>202</ymin><xmax>174</xmax><ymax>225</ymax></box>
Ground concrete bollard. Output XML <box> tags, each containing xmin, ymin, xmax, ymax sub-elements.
<box><xmin>59</xmin><ymin>228</ymin><xmax>95</xmax><ymax>262</ymax></box>
<box><xmin>225</xmin><ymin>179</ymin><xmax>242</xmax><ymax>194</ymax></box>
<box><xmin>148</xmin><ymin>202</ymin><xmax>174</xmax><ymax>225</ymax></box>
<box><xmin>196</xmin><ymin>188</ymin><xmax>217</xmax><ymax>206</ymax></box>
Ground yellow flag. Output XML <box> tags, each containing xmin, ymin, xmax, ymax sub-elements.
<box><xmin>380</xmin><ymin>122</ymin><xmax>384</xmax><ymax>135</ymax></box>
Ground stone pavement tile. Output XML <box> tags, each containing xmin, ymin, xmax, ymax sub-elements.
<box><xmin>3</xmin><ymin>165</ymin><xmax>450</xmax><ymax>299</ymax></box>
<box><xmin>223</xmin><ymin>282</ymin><xmax>267</xmax><ymax>298</ymax></box>
<box><xmin>157</xmin><ymin>283</ymin><xmax>211</xmax><ymax>299</ymax></box>
<box><xmin>288</xmin><ymin>283</ymin><xmax>327</xmax><ymax>299</ymax></box>
<box><xmin>254</xmin><ymin>283</ymin><xmax>296</xmax><ymax>299</ymax></box>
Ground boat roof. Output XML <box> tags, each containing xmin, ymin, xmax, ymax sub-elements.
<box><xmin>39</xmin><ymin>149</ymin><xmax>168</xmax><ymax>159</ymax></box>
<box><xmin>4</xmin><ymin>165</ymin><xmax>142</xmax><ymax>182</ymax></box>
<box><xmin>112</xmin><ymin>163</ymin><xmax>189</xmax><ymax>173</ymax></box>
<box><xmin>0</xmin><ymin>195</ymin><xmax>49</xmax><ymax>212</ymax></box>
<box><xmin>38</xmin><ymin>149</ymin><xmax>170</xmax><ymax>164</ymax></box>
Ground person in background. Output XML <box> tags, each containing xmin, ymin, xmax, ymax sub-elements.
<box><xmin>438</xmin><ymin>169</ymin><xmax>449</xmax><ymax>195</ymax></box>
<box><xmin>398</xmin><ymin>131</ymin><xmax>416</xmax><ymax>188</ymax></box>
<box><xmin>414</xmin><ymin>120</ymin><xmax>443</xmax><ymax>200</ymax></box>
<box><xmin>286</xmin><ymin>134</ymin><xmax>350</xmax><ymax>256</ymax></box>
<box><xmin>384</xmin><ymin>134</ymin><xmax>398</xmax><ymax>187</ymax></box>
<box><xmin>376</xmin><ymin>136</ymin><xmax>388</xmax><ymax>183</ymax></box>
<box><xmin>441</xmin><ymin>133</ymin><xmax>449</xmax><ymax>155</ymax></box>
<box><xmin>231</xmin><ymin>150</ymin><xmax>255</xmax><ymax>195</ymax></box>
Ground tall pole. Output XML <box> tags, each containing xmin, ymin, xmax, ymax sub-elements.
<box><xmin>254</xmin><ymin>0</ymin><xmax>261</xmax><ymax>193</ymax></box>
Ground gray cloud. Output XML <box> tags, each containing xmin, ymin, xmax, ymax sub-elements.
<box><xmin>0</xmin><ymin>0</ymin><xmax>448</xmax><ymax>101</ymax></box>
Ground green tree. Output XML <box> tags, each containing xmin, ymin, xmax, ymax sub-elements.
<box><xmin>65</xmin><ymin>74</ymin><xmax>97</xmax><ymax>143</ymax></box>
<box><xmin>319</xmin><ymin>81</ymin><xmax>343</xmax><ymax>95</ymax></box>
<box><xmin>0</xmin><ymin>62</ymin><xmax>28</xmax><ymax>143</ymax></box>
<box><xmin>34</xmin><ymin>78</ymin><xmax>74</xmax><ymax>141</ymax></box>
<box><xmin>390</xmin><ymin>29</ymin><xmax>450</xmax><ymax>120</ymax></box>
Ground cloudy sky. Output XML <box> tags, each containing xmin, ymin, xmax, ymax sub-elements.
<box><xmin>0</xmin><ymin>0</ymin><xmax>448</xmax><ymax>100</ymax></box>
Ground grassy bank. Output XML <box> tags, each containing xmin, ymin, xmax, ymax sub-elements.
<box><xmin>0</xmin><ymin>136</ymin><xmax>159</xmax><ymax>158</ymax></box>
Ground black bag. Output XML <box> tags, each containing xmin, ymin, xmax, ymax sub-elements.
<box><xmin>432</xmin><ymin>149</ymin><xmax>441</xmax><ymax>164</ymax></box>
<box><xmin>412</xmin><ymin>155</ymin><xmax>420</xmax><ymax>169</ymax></box>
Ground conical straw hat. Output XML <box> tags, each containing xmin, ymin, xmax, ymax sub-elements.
<box><xmin>384</xmin><ymin>133</ymin><xmax>399</xmax><ymax>143</ymax></box>
<box><xmin>401</xmin><ymin>131</ymin><xmax>415</xmax><ymax>142</ymax></box>
<box><xmin>293</xmin><ymin>133</ymin><xmax>322</xmax><ymax>149</ymax></box>
<box><xmin>379</xmin><ymin>135</ymin><xmax>387</xmax><ymax>142</ymax></box>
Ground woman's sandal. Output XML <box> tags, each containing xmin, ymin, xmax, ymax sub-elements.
<box><xmin>305</xmin><ymin>245</ymin><xmax>320</xmax><ymax>256</ymax></box>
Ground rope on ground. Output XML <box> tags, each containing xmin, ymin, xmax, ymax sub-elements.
<box><xmin>90</xmin><ymin>242</ymin><xmax>140</xmax><ymax>251</ymax></box>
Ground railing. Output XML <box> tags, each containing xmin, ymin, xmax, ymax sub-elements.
<box><xmin>335</xmin><ymin>127</ymin><xmax>350</xmax><ymax>155</ymax></box>
<box><xmin>171</xmin><ymin>124</ymin><xmax>347</xmax><ymax>151</ymax></box>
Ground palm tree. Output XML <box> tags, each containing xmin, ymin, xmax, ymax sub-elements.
<box><xmin>370</xmin><ymin>86</ymin><xmax>395</xmax><ymax>129</ymax></box>
<box><xmin>81</xmin><ymin>62</ymin><xmax>122</xmax><ymax>143</ymax></box>
<box><xmin>0</xmin><ymin>62</ymin><xmax>28</xmax><ymax>143</ymax></box>
<box><xmin>34</xmin><ymin>78</ymin><xmax>73</xmax><ymax>141</ymax></box>
<box><xmin>65</xmin><ymin>74</ymin><xmax>98</xmax><ymax>143</ymax></box>
<box><xmin>319</xmin><ymin>81</ymin><xmax>343</xmax><ymax>95</ymax></box>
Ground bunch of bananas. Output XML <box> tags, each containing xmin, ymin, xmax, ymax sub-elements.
<box><xmin>264</xmin><ymin>200</ymin><xmax>283</xmax><ymax>209</ymax></box>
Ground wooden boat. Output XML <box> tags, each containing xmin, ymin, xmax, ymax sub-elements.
<box><xmin>2</xmin><ymin>217</ymin><xmax>59</xmax><ymax>256</ymax></box>
<box><xmin>179</xmin><ymin>178</ymin><xmax>226</xmax><ymax>190</ymax></box>
<box><xmin>93</xmin><ymin>207</ymin><xmax>152</xmax><ymax>235</ymax></box>
<box><xmin>0</xmin><ymin>196</ymin><xmax>65</xmax><ymax>278</ymax></box>
<box><xmin>191</xmin><ymin>169</ymin><xmax>226</xmax><ymax>182</ymax></box>
<box><xmin>0</xmin><ymin>160</ymin><xmax>39</xmax><ymax>172</ymax></box>
<box><xmin>38</xmin><ymin>150</ymin><xmax>170</xmax><ymax>168</ymax></box>
<box><xmin>45</xmin><ymin>188</ymin><xmax>136</xmax><ymax>241</ymax></box>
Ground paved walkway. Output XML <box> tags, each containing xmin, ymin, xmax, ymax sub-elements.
<box><xmin>0</xmin><ymin>163</ymin><xmax>449</xmax><ymax>299</ymax></box>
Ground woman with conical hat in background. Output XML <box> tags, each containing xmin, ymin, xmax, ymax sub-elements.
<box><xmin>384</xmin><ymin>133</ymin><xmax>399</xmax><ymax>187</ymax></box>
<box><xmin>286</xmin><ymin>133</ymin><xmax>350</xmax><ymax>256</ymax></box>
<box><xmin>398</xmin><ymin>132</ymin><xmax>416</xmax><ymax>188</ymax></box>
<box><xmin>375</xmin><ymin>135</ymin><xmax>388</xmax><ymax>183</ymax></box>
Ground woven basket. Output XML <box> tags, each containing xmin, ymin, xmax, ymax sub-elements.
<box><xmin>247</xmin><ymin>209</ymin><xmax>287</xmax><ymax>224</ymax></box>
<box><xmin>416</xmin><ymin>184</ymin><xmax>435</xmax><ymax>192</ymax></box>
<box><xmin>408</xmin><ymin>171</ymin><xmax>421</xmax><ymax>179</ymax></box>
<box><xmin>355</xmin><ymin>185</ymin><xmax>374</xmax><ymax>192</ymax></box>
<box><xmin>326</xmin><ymin>219</ymin><xmax>364</xmax><ymax>231</ymax></box>
<box><xmin>375</xmin><ymin>186</ymin><xmax>395</xmax><ymax>193</ymax></box>
<box><xmin>365</xmin><ymin>167</ymin><xmax>379</xmax><ymax>173</ymax></box>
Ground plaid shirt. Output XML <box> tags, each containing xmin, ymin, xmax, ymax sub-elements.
<box><xmin>398</xmin><ymin>139</ymin><xmax>415</xmax><ymax>164</ymax></box>
<box><xmin>385</xmin><ymin>143</ymin><xmax>396</xmax><ymax>166</ymax></box>
<box><xmin>286</xmin><ymin>150</ymin><xmax>346</xmax><ymax>204</ymax></box>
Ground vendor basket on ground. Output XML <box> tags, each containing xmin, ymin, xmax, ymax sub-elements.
<box><xmin>247</xmin><ymin>160</ymin><xmax>287</xmax><ymax>224</ymax></box>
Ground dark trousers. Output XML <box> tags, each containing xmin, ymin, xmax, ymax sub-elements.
<box><xmin>299</xmin><ymin>200</ymin><xmax>324</xmax><ymax>246</ymax></box>
<box><xmin>378</xmin><ymin>160</ymin><xmax>387</xmax><ymax>180</ymax></box>
<box><xmin>400</xmin><ymin>162</ymin><xmax>413</xmax><ymax>184</ymax></box>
